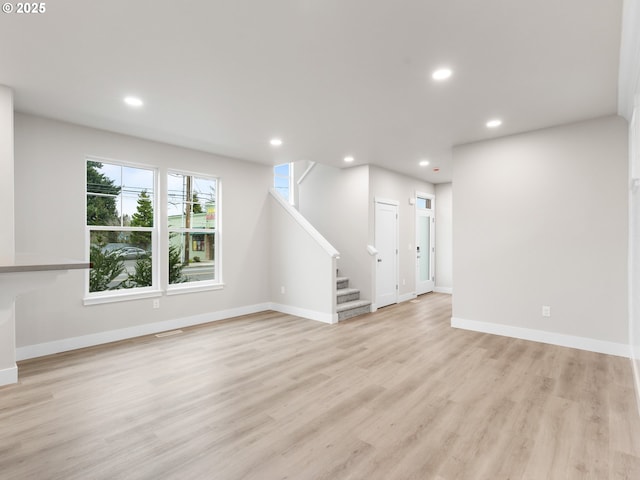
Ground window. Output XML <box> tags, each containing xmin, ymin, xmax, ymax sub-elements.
<box><xmin>167</xmin><ymin>172</ymin><xmax>219</xmax><ymax>287</ymax></box>
<box><xmin>417</xmin><ymin>197</ymin><xmax>432</xmax><ymax>210</ymax></box>
<box><xmin>86</xmin><ymin>159</ymin><xmax>156</xmax><ymax>295</ymax></box>
<box><xmin>274</xmin><ymin>163</ymin><xmax>293</xmax><ymax>204</ymax></box>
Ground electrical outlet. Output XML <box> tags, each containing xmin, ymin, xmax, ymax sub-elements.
<box><xmin>542</xmin><ymin>305</ymin><xmax>551</xmax><ymax>317</ymax></box>
<box><xmin>153</xmin><ymin>299</ymin><xmax>160</xmax><ymax>309</ymax></box>
<box><xmin>281</xmin><ymin>286</ymin><xmax>285</xmax><ymax>294</ymax></box>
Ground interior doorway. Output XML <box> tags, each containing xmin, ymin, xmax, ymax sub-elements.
<box><xmin>415</xmin><ymin>193</ymin><xmax>435</xmax><ymax>295</ymax></box>
<box><xmin>375</xmin><ymin>199</ymin><xmax>399</xmax><ymax>308</ymax></box>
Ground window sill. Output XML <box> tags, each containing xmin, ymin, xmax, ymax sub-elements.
<box><xmin>166</xmin><ymin>282</ymin><xmax>225</xmax><ymax>296</ymax></box>
<box><xmin>83</xmin><ymin>289</ymin><xmax>163</xmax><ymax>306</ymax></box>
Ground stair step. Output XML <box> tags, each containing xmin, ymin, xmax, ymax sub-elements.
<box><xmin>337</xmin><ymin>299</ymin><xmax>372</xmax><ymax>321</ymax></box>
<box><xmin>336</xmin><ymin>276</ymin><xmax>349</xmax><ymax>289</ymax></box>
<box><xmin>337</xmin><ymin>287</ymin><xmax>360</xmax><ymax>304</ymax></box>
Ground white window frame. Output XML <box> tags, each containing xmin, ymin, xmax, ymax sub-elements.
<box><xmin>167</xmin><ymin>169</ymin><xmax>222</xmax><ymax>294</ymax></box>
<box><xmin>274</xmin><ymin>162</ymin><xmax>294</xmax><ymax>205</ymax></box>
<box><xmin>83</xmin><ymin>156</ymin><xmax>160</xmax><ymax>305</ymax></box>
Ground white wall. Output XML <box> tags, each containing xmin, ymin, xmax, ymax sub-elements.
<box><xmin>269</xmin><ymin>193</ymin><xmax>337</xmax><ymax>323</ymax></box>
<box><xmin>298</xmin><ymin>163</ymin><xmax>371</xmax><ymax>300</ymax></box>
<box><xmin>452</xmin><ymin>116</ymin><xmax>628</xmax><ymax>353</ymax></box>
<box><xmin>0</xmin><ymin>86</ymin><xmax>14</xmax><ymax>264</ymax></box>
<box><xmin>368</xmin><ymin>166</ymin><xmax>435</xmax><ymax>301</ymax></box>
<box><xmin>298</xmin><ymin>163</ymin><xmax>436</xmax><ymax>305</ymax></box>
<box><xmin>435</xmin><ymin>182</ymin><xmax>453</xmax><ymax>293</ymax></box>
<box><xmin>13</xmin><ymin>114</ymin><xmax>273</xmax><ymax>351</ymax></box>
<box><xmin>0</xmin><ymin>86</ymin><xmax>16</xmax><ymax>383</ymax></box>
<box><xmin>619</xmin><ymin>0</ymin><xmax>640</xmax><ymax>409</ymax></box>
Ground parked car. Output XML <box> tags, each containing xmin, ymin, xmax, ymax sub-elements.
<box><xmin>117</xmin><ymin>247</ymin><xmax>148</xmax><ymax>260</ymax></box>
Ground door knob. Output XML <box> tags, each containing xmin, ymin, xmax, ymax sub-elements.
<box><xmin>377</xmin><ymin>259</ymin><xmax>382</xmax><ymax>262</ymax></box>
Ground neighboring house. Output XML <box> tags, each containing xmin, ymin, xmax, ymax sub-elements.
<box><xmin>168</xmin><ymin>205</ymin><xmax>216</xmax><ymax>263</ymax></box>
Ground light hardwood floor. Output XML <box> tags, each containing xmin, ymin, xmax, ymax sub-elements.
<box><xmin>1</xmin><ymin>293</ymin><xmax>639</xmax><ymax>479</ymax></box>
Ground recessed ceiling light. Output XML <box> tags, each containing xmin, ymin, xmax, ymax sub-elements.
<box><xmin>344</xmin><ymin>156</ymin><xmax>354</xmax><ymax>163</ymax></box>
<box><xmin>486</xmin><ymin>119</ymin><xmax>502</xmax><ymax>128</ymax></box>
<box><xmin>270</xmin><ymin>138</ymin><xmax>283</xmax><ymax>147</ymax></box>
<box><xmin>432</xmin><ymin>68</ymin><xmax>453</xmax><ymax>81</ymax></box>
<box><xmin>124</xmin><ymin>96</ymin><xmax>143</xmax><ymax>107</ymax></box>
<box><xmin>419</xmin><ymin>159</ymin><xmax>430</xmax><ymax>167</ymax></box>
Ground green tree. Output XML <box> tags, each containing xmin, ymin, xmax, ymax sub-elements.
<box><xmin>192</xmin><ymin>192</ymin><xmax>203</xmax><ymax>214</ymax></box>
<box><xmin>126</xmin><ymin>256</ymin><xmax>152</xmax><ymax>288</ymax></box>
<box><xmin>130</xmin><ymin>190</ymin><xmax>153</xmax><ymax>249</ymax></box>
<box><xmin>169</xmin><ymin>243</ymin><xmax>186</xmax><ymax>284</ymax></box>
<box><xmin>86</xmin><ymin>161</ymin><xmax>120</xmax><ymax>226</ymax></box>
<box><xmin>89</xmin><ymin>245</ymin><xmax>125</xmax><ymax>292</ymax></box>
<box><xmin>126</xmin><ymin>241</ymin><xmax>185</xmax><ymax>288</ymax></box>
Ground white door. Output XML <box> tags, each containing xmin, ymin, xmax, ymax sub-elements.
<box><xmin>416</xmin><ymin>194</ymin><xmax>435</xmax><ymax>295</ymax></box>
<box><xmin>375</xmin><ymin>200</ymin><xmax>398</xmax><ymax>308</ymax></box>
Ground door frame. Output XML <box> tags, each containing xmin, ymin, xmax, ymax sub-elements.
<box><xmin>415</xmin><ymin>191</ymin><xmax>435</xmax><ymax>295</ymax></box>
<box><xmin>374</xmin><ymin>197</ymin><xmax>399</xmax><ymax>309</ymax></box>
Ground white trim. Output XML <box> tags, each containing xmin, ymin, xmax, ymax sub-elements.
<box><xmin>0</xmin><ymin>364</ymin><xmax>18</xmax><ymax>386</ymax></box>
<box><xmin>273</xmin><ymin>162</ymin><xmax>295</xmax><ymax>204</ymax></box>
<box><xmin>618</xmin><ymin>0</ymin><xmax>640</xmax><ymax>120</ymax></box>
<box><xmin>434</xmin><ymin>287</ymin><xmax>453</xmax><ymax>294</ymax></box>
<box><xmin>167</xmin><ymin>171</ymin><xmax>221</xmax><ymax>285</ymax></box>
<box><xmin>374</xmin><ymin>196</ymin><xmax>399</xmax><ymax>206</ymax></box>
<box><xmin>16</xmin><ymin>303</ymin><xmax>271</xmax><ymax>361</ymax></box>
<box><xmin>269</xmin><ymin>188</ymin><xmax>340</xmax><ymax>258</ymax></box>
<box><xmin>630</xmin><ymin>102</ymin><xmax>640</xmax><ymax>416</ymax></box>
<box><xmin>633</xmin><ymin>348</ymin><xmax>640</xmax><ymax>417</ymax></box>
<box><xmin>451</xmin><ymin>316</ymin><xmax>630</xmax><ymax>358</ymax></box>
<box><xmin>87</xmin><ymin>154</ymin><xmax>157</xmax><ymax>172</ymax></box>
<box><xmin>415</xmin><ymin>191</ymin><xmax>435</xmax><ymax>295</ymax></box>
<box><xmin>399</xmin><ymin>292</ymin><xmax>417</xmax><ymax>303</ymax></box>
<box><xmin>83</xmin><ymin>289</ymin><xmax>163</xmax><ymax>306</ymax></box>
<box><xmin>269</xmin><ymin>303</ymin><xmax>338</xmax><ymax>325</ymax></box>
<box><xmin>297</xmin><ymin>161</ymin><xmax>316</xmax><ymax>185</ymax></box>
<box><xmin>16</xmin><ymin>302</ymin><xmax>341</xmax><ymax>361</ymax></box>
<box><xmin>415</xmin><ymin>191</ymin><xmax>435</xmax><ymax>210</ymax></box>
<box><xmin>166</xmin><ymin>282</ymin><xmax>224</xmax><ymax>295</ymax></box>
<box><xmin>85</xmin><ymin>158</ymin><xmax>160</xmax><ymax>299</ymax></box>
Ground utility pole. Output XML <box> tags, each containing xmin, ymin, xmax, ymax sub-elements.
<box><xmin>184</xmin><ymin>175</ymin><xmax>191</xmax><ymax>265</ymax></box>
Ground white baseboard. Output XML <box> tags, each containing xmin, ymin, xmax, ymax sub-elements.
<box><xmin>451</xmin><ymin>316</ymin><xmax>630</xmax><ymax>358</ymax></box>
<box><xmin>0</xmin><ymin>364</ymin><xmax>18</xmax><ymax>386</ymax></box>
<box><xmin>16</xmin><ymin>303</ymin><xmax>271</xmax><ymax>361</ymax></box>
<box><xmin>399</xmin><ymin>292</ymin><xmax>417</xmax><ymax>303</ymax></box>
<box><xmin>269</xmin><ymin>303</ymin><xmax>337</xmax><ymax>324</ymax></box>
<box><xmin>434</xmin><ymin>287</ymin><xmax>453</xmax><ymax>294</ymax></box>
<box><xmin>632</xmin><ymin>353</ymin><xmax>640</xmax><ymax>416</ymax></box>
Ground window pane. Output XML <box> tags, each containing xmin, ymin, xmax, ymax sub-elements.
<box><xmin>87</xmin><ymin>161</ymin><xmax>121</xmax><ymax>225</ymax></box>
<box><xmin>123</xmin><ymin>166</ymin><xmax>154</xmax><ymax>191</ymax></box>
<box><xmin>274</xmin><ymin>176</ymin><xmax>289</xmax><ymax>189</ymax></box>
<box><xmin>87</xmin><ymin>161</ymin><xmax>121</xmax><ymax>195</ymax></box>
<box><xmin>274</xmin><ymin>163</ymin><xmax>289</xmax><ymax>177</ymax></box>
<box><xmin>127</xmin><ymin>189</ymin><xmax>154</xmax><ymax>227</ymax></box>
<box><xmin>87</xmin><ymin>194</ymin><xmax>121</xmax><ymax>226</ymax></box>
<box><xmin>273</xmin><ymin>163</ymin><xmax>292</xmax><ymax>203</ymax></box>
<box><xmin>275</xmin><ymin>186</ymin><xmax>290</xmax><ymax>201</ymax></box>
<box><xmin>169</xmin><ymin>232</ymin><xmax>215</xmax><ymax>284</ymax></box>
<box><xmin>89</xmin><ymin>230</ymin><xmax>153</xmax><ymax>292</ymax></box>
<box><xmin>87</xmin><ymin>161</ymin><xmax>154</xmax><ymax>227</ymax></box>
<box><xmin>167</xmin><ymin>173</ymin><xmax>216</xmax><ymax>229</ymax></box>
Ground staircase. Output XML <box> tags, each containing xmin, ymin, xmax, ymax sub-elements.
<box><xmin>336</xmin><ymin>274</ymin><xmax>371</xmax><ymax>321</ymax></box>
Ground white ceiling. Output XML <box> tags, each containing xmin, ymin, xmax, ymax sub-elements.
<box><xmin>0</xmin><ymin>0</ymin><xmax>623</xmax><ymax>183</ymax></box>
